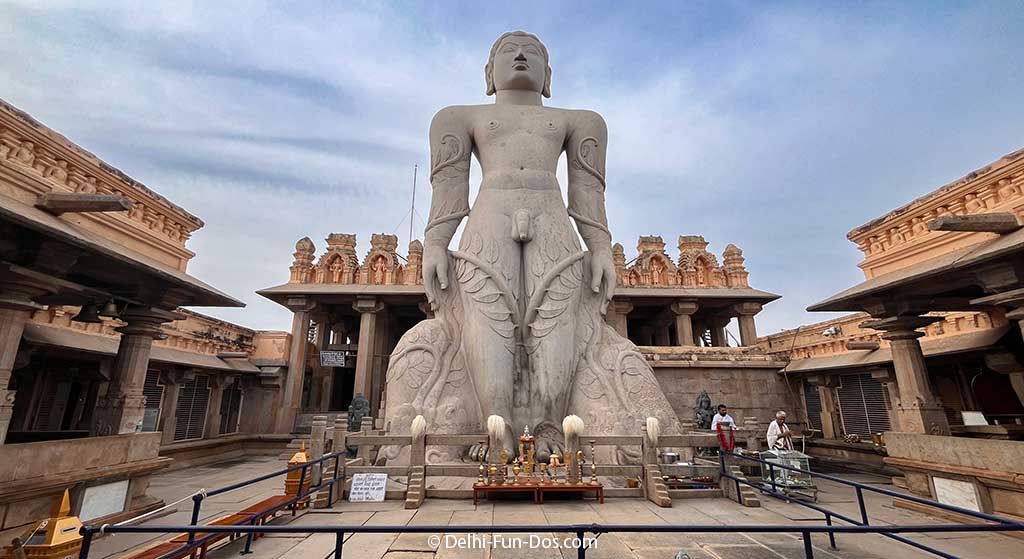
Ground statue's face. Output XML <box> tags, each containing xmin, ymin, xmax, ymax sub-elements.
<box><xmin>491</xmin><ymin>36</ymin><xmax>547</xmax><ymax>93</ymax></box>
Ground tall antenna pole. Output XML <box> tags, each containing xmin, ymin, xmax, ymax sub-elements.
<box><xmin>409</xmin><ymin>164</ymin><xmax>418</xmax><ymax>242</ymax></box>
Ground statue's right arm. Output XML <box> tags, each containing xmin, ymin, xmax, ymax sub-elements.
<box><xmin>423</xmin><ymin>106</ymin><xmax>472</xmax><ymax>306</ymax></box>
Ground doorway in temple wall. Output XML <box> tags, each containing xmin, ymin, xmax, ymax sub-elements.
<box><xmin>330</xmin><ymin>367</ymin><xmax>356</xmax><ymax>412</ymax></box>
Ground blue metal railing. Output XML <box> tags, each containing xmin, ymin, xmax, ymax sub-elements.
<box><xmin>74</xmin><ymin>450</ymin><xmax>1024</xmax><ymax>559</ymax></box>
<box><xmin>718</xmin><ymin>451</ymin><xmax>1024</xmax><ymax>559</ymax></box>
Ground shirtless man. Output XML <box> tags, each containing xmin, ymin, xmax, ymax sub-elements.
<box><xmin>422</xmin><ymin>31</ymin><xmax>615</xmax><ymax>459</ymax></box>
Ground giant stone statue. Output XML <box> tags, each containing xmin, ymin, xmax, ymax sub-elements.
<box><xmin>380</xmin><ymin>31</ymin><xmax>680</xmax><ymax>465</ymax></box>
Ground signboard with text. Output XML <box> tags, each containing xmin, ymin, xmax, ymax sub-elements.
<box><xmin>320</xmin><ymin>351</ymin><xmax>348</xmax><ymax>367</ymax></box>
<box><xmin>348</xmin><ymin>473</ymin><xmax>387</xmax><ymax>502</ymax></box>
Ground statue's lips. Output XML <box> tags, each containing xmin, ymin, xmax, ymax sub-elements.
<box><xmin>513</xmin><ymin>63</ymin><xmax>529</xmax><ymax>70</ymax></box>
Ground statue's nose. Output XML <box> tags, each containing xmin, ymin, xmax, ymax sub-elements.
<box><xmin>514</xmin><ymin>52</ymin><xmax>527</xmax><ymax>61</ymax></box>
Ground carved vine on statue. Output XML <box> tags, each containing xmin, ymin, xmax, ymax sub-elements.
<box><xmin>378</xmin><ymin>31</ymin><xmax>680</xmax><ymax>466</ymax></box>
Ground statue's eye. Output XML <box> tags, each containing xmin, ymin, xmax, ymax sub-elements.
<box><xmin>525</xmin><ymin>47</ymin><xmax>539</xmax><ymax>55</ymax></box>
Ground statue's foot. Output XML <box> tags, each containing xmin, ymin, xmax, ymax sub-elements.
<box><xmin>485</xmin><ymin>424</ymin><xmax>516</xmax><ymax>464</ymax></box>
<box><xmin>533</xmin><ymin>422</ymin><xmax>565</xmax><ymax>463</ymax></box>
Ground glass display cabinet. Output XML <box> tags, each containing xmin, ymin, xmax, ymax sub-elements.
<box><xmin>759</xmin><ymin>449</ymin><xmax>818</xmax><ymax>501</ymax></box>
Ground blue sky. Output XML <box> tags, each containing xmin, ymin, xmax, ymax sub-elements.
<box><xmin>2</xmin><ymin>1</ymin><xmax>1022</xmax><ymax>334</ymax></box>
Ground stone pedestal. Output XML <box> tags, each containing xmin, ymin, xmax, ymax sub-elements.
<box><xmin>670</xmin><ymin>301</ymin><xmax>698</xmax><ymax>346</ymax></box>
<box><xmin>863</xmin><ymin>316</ymin><xmax>950</xmax><ymax>436</ymax></box>
<box><xmin>94</xmin><ymin>306</ymin><xmax>177</xmax><ymax>436</ymax></box>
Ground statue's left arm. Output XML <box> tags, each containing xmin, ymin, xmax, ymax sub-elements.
<box><xmin>567</xmin><ymin>110</ymin><xmax>615</xmax><ymax>311</ymax></box>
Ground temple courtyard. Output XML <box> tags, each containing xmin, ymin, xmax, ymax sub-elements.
<box><xmin>86</xmin><ymin>457</ymin><xmax>1024</xmax><ymax>559</ymax></box>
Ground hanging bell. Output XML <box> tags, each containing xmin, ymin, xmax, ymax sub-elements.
<box><xmin>72</xmin><ymin>302</ymin><xmax>102</xmax><ymax>323</ymax></box>
<box><xmin>99</xmin><ymin>300</ymin><xmax>120</xmax><ymax>318</ymax></box>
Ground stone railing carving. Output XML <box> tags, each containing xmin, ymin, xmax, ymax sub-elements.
<box><xmin>847</xmin><ymin>148</ymin><xmax>1024</xmax><ymax>264</ymax></box>
<box><xmin>613</xmin><ymin>235</ymin><xmax>750</xmax><ymax>288</ymax></box>
<box><xmin>0</xmin><ymin>101</ymin><xmax>203</xmax><ymax>251</ymax></box>
<box><xmin>289</xmin><ymin>233</ymin><xmax>423</xmax><ymax>286</ymax></box>
<box><xmin>760</xmin><ymin>310</ymin><xmax>1005</xmax><ymax>360</ymax></box>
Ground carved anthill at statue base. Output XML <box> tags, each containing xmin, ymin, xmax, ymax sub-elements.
<box><xmin>378</xmin><ymin>31</ymin><xmax>680</xmax><ymax>465</ymax></box>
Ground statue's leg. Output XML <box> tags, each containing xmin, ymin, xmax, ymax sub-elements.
<box><xmin>522</xmin><ymin>213</ymin><xmax>585</xmax><ymax>461</ymax></box>
<box><xmin>453</xmin><ymin>229</ymin><xmax>519</xmax><ymax>459</ymax></box>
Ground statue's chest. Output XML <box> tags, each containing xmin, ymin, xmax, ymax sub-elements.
<box><xmin>473</xmin><ymin>112</ymin><xmax>567</xmax><ymax>149</ymax></box>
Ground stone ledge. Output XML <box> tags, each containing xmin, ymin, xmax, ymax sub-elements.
<box><xmin>0</xmin><ymin>457</ymin><xmax>171</xmax><ymax>502</ymax></box>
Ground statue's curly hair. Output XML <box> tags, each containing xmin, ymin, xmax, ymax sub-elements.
<box><xmin>485</xmin><ymin>31</ymin><xmax>551</xmax><ymax>98</ymax></box>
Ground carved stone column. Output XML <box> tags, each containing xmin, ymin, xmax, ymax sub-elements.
<box><xmin>734</xmin><ymin>303</ymin><xmax>762</xmax><ymax>347</ymax></box>
<box><xmin>871</xmin><ymin>369</ymin><xmax>902</xmax><ymax>432</ymax></box>
<box><xmin>0</xmin><ymin>275</ymin><xmax>52</xmax><ymax>445</ymax></box>
<box><xmin>606</xmin><ymin>300</ymin><xmax>633</xmax><ymax>338</ymax></box>
<box><xmin>670</xmin><ymin>301</ymin><xmax>698</xmax><ymax>347</ymax></box>
<box><xmin>275</xmin><ymin>297</ymin><xmax>315</xmax><ymax>433</ymax></box>
<box><xmin>309</xmin><ymin>313</ymin><xmax>329</xmax><ymax>412</ymax></box>
<box><xmin>862</xmin><ymin>316</ymin><xmax>949</xmax><ymax>435</ymax></box>
<box><xmin>353</xmin><ymin>297</ymin><xmax>385</xmax><ymax>410</ymax></box>
<box><xmin>93</xmin><ymin>306</ymin><xmax>176</xmax><ymax>436</ymax></box>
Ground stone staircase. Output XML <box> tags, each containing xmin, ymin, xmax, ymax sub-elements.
<box><xmin>278</xmin><ymin>435</ymin><xmax>312</xmax><ymax>460</ymax></box>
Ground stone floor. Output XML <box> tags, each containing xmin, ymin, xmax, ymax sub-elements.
<box><xmin>87</xmin><ymin>457</ymin><xmax>1024</xmax><ymax>559</ymax></box>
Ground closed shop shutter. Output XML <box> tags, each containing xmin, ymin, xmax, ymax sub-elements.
<box><xmin>219</xmin><ymin>378</ymin><xmax>243</xmax><ymax>435</ymax></box>
<box><xmin>803</xmin><ymin>381</ymin><xmax>822</xmax><ymax>431</ymax></box>
<box><xmin>174</xmin><ymin>375</ymin><xmax>210</xmax><ymax>441</ymax></box>
<box><xmin>141</xmin><ymin>370</ymin><xmax>164</xmax><ymax>432</ymax></box>
<box><xmin>837</xmin><ymin>373</ymin><xmax>891</xmax><ymax>436</ymax></box>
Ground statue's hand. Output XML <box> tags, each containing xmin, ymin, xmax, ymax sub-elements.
<box><xmin>423</xmin><ymin>243</ymin><xmax>450</xmax><ymax>308</ymax></box>
<box><xmin>590</xmin><ymin>249</ymin><xmax>616</xmax><ymax>312</ymax></box>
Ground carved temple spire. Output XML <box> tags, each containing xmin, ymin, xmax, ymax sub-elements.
<box><xmin>289</xmin><ymin>237</ymin><xmax>316</xmax><ymax>283</ymax></box>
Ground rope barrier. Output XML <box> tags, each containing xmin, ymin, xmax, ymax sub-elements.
<box><xmin>107</xmin><ymin>489</ymin><xmax>208</xmax><ymax>530</ymax></box>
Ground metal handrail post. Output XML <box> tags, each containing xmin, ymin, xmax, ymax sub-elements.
<box><xmin>856</xmin><ymin>487</ymin><xmax>869</xmax><ymax>525</ymax></box>
<box><xmin>297</xmin><ymin>464</ymin><xmax>308</xmax><ymax>510</ymax></box>
<box><xmin>576</xmin><ymin>530</ymin><xmax>586</xmax><ymax>559</ymax></box>
<box><xmin>824</xmin><ymin>514</ymin><xmax>836</xmax><ymax>550</ymax></box>
<box><xmin>239</xmin><ymin>518</ymin><xmax>256</xmax><ymax>555</ymax></box>
<box><xmin>334</xmin><ymin>531</ymin><xmax>344</xmax><ymax>559</ymax></box>
<box><xmin>802</xmin><ymin>531</ymin><xmax>813</xmax><ymax>558</ymax></box>
<box><xmin>77</xmin><ymin>527</ymin><xmax>94</xmax><ymax>559</ymax></box>
<box><xmin>188</xmin><ymin>493</ymin><xmax>203</xmax><ymax>544</ymax></box>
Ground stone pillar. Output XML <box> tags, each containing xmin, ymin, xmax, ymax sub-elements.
<box><xmin>606</xmin><ymin>301</ymin><xmax>633</xmax><ymax>339</ymax></box>
<box><xmin>309</xmin><ymin>313</ymin><xmax>329</xmax><ymax>411</ymax></box>
<box><xmin>205</xmin><ymin>376</ymin><xmax>225</xmax><ymax>438</ymax></box>
<box><xmin>654</xmin><ymin>322</ymin><xmax>671</xmax><ymax>346</ymax></box>
<box><xmin>734</xmin><ymin>303</ymin><xmax>762</xmax><ymax>347</ymax></box>
<box><xmin>275</xmin><ymin>298</ymin><xmax>315</xmax><ymax>433</ymax></box>
<box><xmin>807</xmin><ymin>376</ymin><xmax>842</xmax><ymax>439</ymax></box>
<box><xmin>0</xmin><ymin>308</ymin><xmax>33</xmax><ymax>445</ymax></box>
<box><xmin>94</xmin><ymin>306</ymin><xmax>176</xmax><ymax>436</ymax></box>
<box><xmin>158</xmin><ymin>372</ymin><xmax>182</xmax><ymax>445</ymax></box>
<box><xmin>670</xmin><ymin>301</ymin><xmax>698</xmax><ymax>347</ymax></box>
<box><xmin>310</xmin><ymin>415</ymin><xmax>327</xmax><ymax>484</ymax></box>
<box><xmin>871</xmin><ymin>369</ymin><xmax>902</xmax><ymax>432</ymax></box>
<box><xmin>709</xmin><ymin>317</ymin><xmax>730</xmax><ymax>347</ymax></box>
<box><xmin>353</xmin><ymin>297</ymin><xmax>384</xmax><ymax>409</ymax></box>
<box><xmin>0</xmin><ymin>275</ymin><xmax>52</xmax><ymax>445</ymax></box>
<box><xmin>863</xmin><ymin>316</ymin><xmax>950</xmax><ymax>435</ymax></box>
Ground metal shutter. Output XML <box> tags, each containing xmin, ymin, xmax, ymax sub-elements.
<box><xmin>218</xmin><ymin>378</ymin><xmax>243</xmax><ymax>435</ymax></box>
<box><xmin>141</xmin><ymin>370</ymin><xmax>164</xmax><ymax>432</ymax></box>
<box><xmin>803</xmin><ymin>381</ymin><xmax>822</xmax><ymax>431</ymax></box>
<box><xmin>837</xmin><ymin>373</ymin><xmax>891</xmax><ymax>436</ymax></box>
<box><xmin>173</xmin><ymin>375</ymin><xmax>210</xmax><ymax>441</ymax></box>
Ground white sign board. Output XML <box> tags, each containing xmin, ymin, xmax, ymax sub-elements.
<box><xmin>80</xmin><ymin>479</ymin><xmax>130</xmax><ymax>521</ymax></box>
<box><xmin>320</xmin><ymin>351</ymin><xmax>348</xmax><ymax>367</ymax></box>
<box><xmin>933</xmin><ymin>477</ymin><xmax>980</xmax><ymax>512</ymax></box>
<box><xmin>348</xmin><ymin>473</ymin><xmax>387</xmax><ymax>502</ymax></box>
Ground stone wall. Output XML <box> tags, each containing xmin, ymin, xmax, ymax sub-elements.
<box><xmin>0</xmin><ymin>433</ymin><xmax>168</xmax><ymax>539</ymax></box>
<box><xmin>652</xmin><ymin>364</ymin><xmax>800</xmax><ymax>431</ymax></box>
<box><xmin>885</xmin><ymin>432</ymin><xmax>1024</xmax><ymax>519</ymax></box>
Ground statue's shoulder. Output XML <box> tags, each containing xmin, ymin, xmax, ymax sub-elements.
<box><xmin>565</xmin><ymin>108</ymin><xmax>607</xmax><ymax>135</ymax></box>
<box><xmin>431</xmin><ymin>104</ymin><xmax>489</xmax><ymax>126</ymax></box>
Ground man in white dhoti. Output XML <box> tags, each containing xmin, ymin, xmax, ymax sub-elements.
<box><xmin>766</xmin><ymin>410</ymin><xmax>793</xmax><ymax>450</ymax></box>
